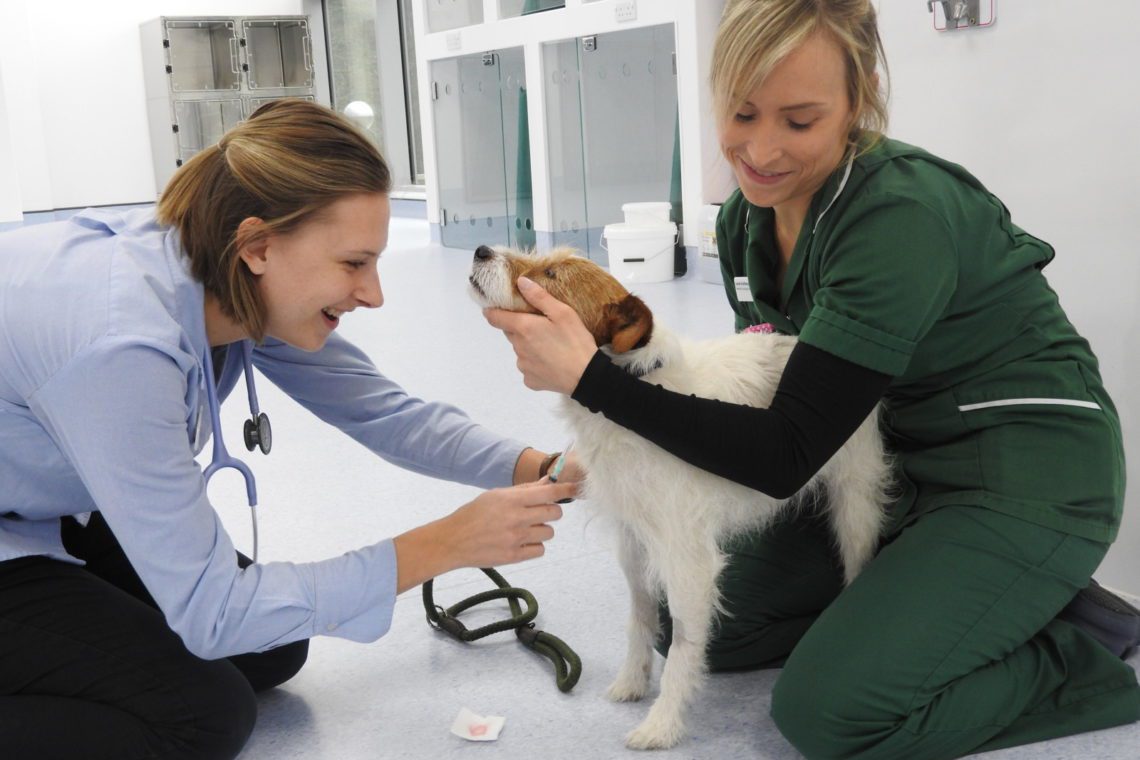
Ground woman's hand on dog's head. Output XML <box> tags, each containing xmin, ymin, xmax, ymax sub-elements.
<box><xmin>483</xmin><ymin>276</ymin><xmax>598</xmax><ymax>395</ymax></box>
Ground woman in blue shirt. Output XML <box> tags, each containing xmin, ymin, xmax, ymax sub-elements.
<box><xmin>0</xmin><ymin>99</ymin><xmax>575</xmax><ymax>759</ymax></box>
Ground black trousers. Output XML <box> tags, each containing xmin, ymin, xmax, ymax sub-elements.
<box><xmin>0</xmin><ymin>513</ymin><xmax>309</xmax><ymax>760</ymax></box>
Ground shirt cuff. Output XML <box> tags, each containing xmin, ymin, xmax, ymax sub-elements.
<box><xmin>309</xmin><ymin>538</ymin><xmax>398</xmax><ymax>643</ymax></box>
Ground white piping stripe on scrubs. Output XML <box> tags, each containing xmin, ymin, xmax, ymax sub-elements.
<box><xmin>958</xmin><ymin>398</ymin><xmax>1102</xmax><ymax>413</ymax></box>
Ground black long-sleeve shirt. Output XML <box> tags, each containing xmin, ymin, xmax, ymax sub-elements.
<box><xmin>570</xmin><ymin>341</ymin><xmax>892</xmax><ymax>499</ymax></box>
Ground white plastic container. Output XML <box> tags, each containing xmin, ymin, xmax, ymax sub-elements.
<box><xmin>698</xmin><ymin>203</ymin><xmax>722</xmax><ymax>283</ymax></box>
<box><xmin>601</xmin><ymin>222</ymin><xmax>677</xmax><ymax>284</ymax></box>
<box><xmin>621</xmin><ymin>201</ymin><xmax>672</xmax><ymax>226</ymax></box>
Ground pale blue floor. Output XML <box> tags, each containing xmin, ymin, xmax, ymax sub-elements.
<box><xmin>6</xmin><ymin>207</ymin><xmax>1138</xmax><ymax>758</ymax></box>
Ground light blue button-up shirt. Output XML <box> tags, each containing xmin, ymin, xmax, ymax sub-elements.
<box><xmin>0</xmin><ymin>208</ymin><xmax>525</xmax><ymax>659</ymax></box>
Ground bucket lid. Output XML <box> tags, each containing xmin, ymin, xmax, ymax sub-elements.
<box><xmin>603</xmin><ymin>221</ymin><xmax>677</xmax><ymax>240</ymax></box>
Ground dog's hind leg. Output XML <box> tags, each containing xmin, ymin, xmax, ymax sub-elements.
<box><xmin>607</xmin><ymin>526</ymin><xmax>660</xmax><ymax>703</ymax></box>
<box><xmin>625</xmin><ymin>537</ymin><xmax>722</xmax><ymax>750</ymax></box>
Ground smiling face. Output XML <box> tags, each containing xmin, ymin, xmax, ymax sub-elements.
<box><xmin>719</xmin><ymin>31</ymin><xmax>854</xmax><ymax>224</ymax></box>
<box><xmin>240</xmin><ymin>192</ymin><xmax>389</xmax><ymax>351</ymax></box>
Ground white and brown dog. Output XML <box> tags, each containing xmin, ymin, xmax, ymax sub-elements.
<box><xmin>469</xmin><ymin>245</ymin><xmax>891</xmax><ymax>749</ymax></box>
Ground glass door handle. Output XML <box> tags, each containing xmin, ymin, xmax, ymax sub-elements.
<box><xmin>229</xmin><ymin>36</ymin><xmax>240</xmax><ymax>75</ymax></box>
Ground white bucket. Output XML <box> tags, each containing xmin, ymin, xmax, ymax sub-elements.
<box><xmin>601</xmin><ymin>222</ymin><xmax>677</xmax><ymax>284</ymax></box>
<box><xmin>621</xmin><ymin>202</ymin><xmax>672</xmax><ymax>226</ymax></box>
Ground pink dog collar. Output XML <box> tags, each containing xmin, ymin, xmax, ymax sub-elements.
<box><xmin>743</xmin><ymin>323</ymin><xmax>776</xmax><ymax>334</ymax></box>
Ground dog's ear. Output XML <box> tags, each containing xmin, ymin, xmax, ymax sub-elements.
<box><xmin>602</xmin><ymin>294</ymin><xmax>653</xmax><ymax>353</ymax></box>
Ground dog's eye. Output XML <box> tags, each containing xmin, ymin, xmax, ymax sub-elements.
<box><xmin>544</xmin><ymin>268</ymin><xmax>557</xmax><ymax>279</ymax></box>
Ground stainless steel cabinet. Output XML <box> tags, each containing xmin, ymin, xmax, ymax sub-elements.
<box><xmin>140</xmin><ymin>15</ymin><xmax>317</xmax><ymax>194</ymax></box>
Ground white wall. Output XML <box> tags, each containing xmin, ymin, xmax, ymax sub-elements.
<box><xmin>875</xmin><ymin>2</ymin><xmax>1140</xmax><ymax>592</ymax></box>
<box><xmin>0</xmin><ymin>55</ymin><xmax>24</xmax><ymax>223</ymax></box>
<box><xmin>0</xmin><ymin>0</ymin><xmax>304</xmax><ymax>211</ymax></box>
<box><xmin>0</xmin><ymin>1</ymin><xmax>51</xmax><ymax>213</ymax></box>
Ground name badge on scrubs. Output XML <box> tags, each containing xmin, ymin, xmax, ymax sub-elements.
<box><xmin>734</xmin><ymin>276</ymin><xmax>754</xmax><ymax>303</ymax></box>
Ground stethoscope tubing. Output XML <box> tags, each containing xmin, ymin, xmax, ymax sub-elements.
<box><xmin>201</xmin><ymin>342</ymin><xmax>263</xmax><ymax>561</ymax></box>
<box><xmin>242</xmin><ymin>340</ymin><xmax>263</xmax><ymax>419</ymax></box>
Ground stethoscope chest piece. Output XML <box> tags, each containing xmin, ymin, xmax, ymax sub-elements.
<box><xmin>244</xmin><ymin>412</ymin><xmax>272</xmax><ymax>455</ymax></box>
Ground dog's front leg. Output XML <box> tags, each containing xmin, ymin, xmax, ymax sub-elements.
<box><xmin>625</xmin><ymin>539</ymin><xmax>722</xmax><ymax>750</ymax></box>
<box><xmin>607</xmin><ymin>526</ymin><xmax>659</xmax><ymax>704</ymax></box>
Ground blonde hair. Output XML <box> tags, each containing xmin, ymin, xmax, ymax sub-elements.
<box><xmin>711</xmin><ymin>0</ymin><xmax>889</xmax><ymax>156</ymax></box>
<box><xmin>157</xmin><ymin>98</ymin><xmax>391</xmax><ymax>341</ymax></box>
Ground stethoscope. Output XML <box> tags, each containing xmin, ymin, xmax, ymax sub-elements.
<box><xmin>201</xmin><ymin>341</ymin><xmax>271</xmax><ymax>562</ymax></box>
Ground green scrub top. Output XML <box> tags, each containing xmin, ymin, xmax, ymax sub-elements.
<box><xmin>716</xmin><ymin>138</ymin><xmax>1124</xmax><ymax>542</ymax></box>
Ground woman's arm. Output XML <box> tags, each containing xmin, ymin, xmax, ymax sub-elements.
<box><xmin>573</xmin><ymin>343</ymin><xmax>890</xmax><ymax>497</ymax></box>
<box><xmin>252</xmin><ymin>334</ymin><xmax>534</xmax><ymax>489</ymax></box>
<box><xmin>485</xmin><ymin>278</ymin><xmax>891</xmax><ymax>498</ymax></box>
<box><xmin>29</xmin><ymin>339</ymin><xmax>576</xmax><ymax>658</ymax></box>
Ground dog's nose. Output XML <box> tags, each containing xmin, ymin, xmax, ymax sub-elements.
<box><xmin>474</xmin><ymin>245</ymin><xmax>494</xmax><ymax>261</ymax></box>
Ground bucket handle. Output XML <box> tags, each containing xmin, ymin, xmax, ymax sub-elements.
<box><xmin>599</xmin><ymin>227</ymin><xmax>679</xmax><ymax>254</ymax></box>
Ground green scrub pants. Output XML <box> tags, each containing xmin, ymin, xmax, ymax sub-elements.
<box><xmin>657</xmin><ymin>503</ymin><xmax>1140</xmax><ymax>759</ymax></box>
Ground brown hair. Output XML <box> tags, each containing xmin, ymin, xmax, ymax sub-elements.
<box><xmin>157</xmin><ymin>98</ymin><xmax>391</xmax><ymax>341</ymax></box>
<box><xmin>711</xmin><ymin>0</ymin><xmax>890</xmax><ymax>157</ymax></box>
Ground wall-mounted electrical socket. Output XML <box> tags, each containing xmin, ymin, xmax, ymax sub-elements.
<box><xmin>615</xmin><ymin>0</ymin><xmax>637</xmax><ymax>23</ymax></box>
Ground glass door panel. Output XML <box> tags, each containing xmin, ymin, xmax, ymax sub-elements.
<box><xmin>542</xmin><ymin>39</ymin><xmax>589</xmax><ymax>254</ymax></box>
<box><xmin>174</xmin><ymin>99</ymin><xmax>244</xmax><ymax>163</ymax></box>
<box><xmin>542</xmin><ymin>25</ymin><xmax>678</xmax><ymax>262</ymax></box>
<box><xmin>497</xmin><ymin>48</ymin><xmax>535</xmax><ymax>248</ymax></box>
<box><xmin>578</xmin><ymin>24</ymin><xmax>678</xmax><ymax>259</ymax></box>
<box><xmin>243</xmin><ymin>19</ymin><xmax>314</xmax><ymax>90</ymax></box>
<box><xmin>431</xmin><ymin>53</ymin><xmax>510</xmax><ymax>250</ymax></box>
<box><xmin>165</xmin><ymin>20</ymin><xmax>240</xmax><ymax>92</ymax></box>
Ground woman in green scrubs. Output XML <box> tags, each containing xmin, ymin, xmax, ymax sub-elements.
<box><xmin>484</xmin><ymin>1</ymin><xmax>1140</xmax><ymax>757</ymax></box>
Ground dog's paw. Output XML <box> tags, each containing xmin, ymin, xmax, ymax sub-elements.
<box><xmin>624</xmin><ymin>713</ymin><xmax>686</xmax><ymax>750</ymax></box>
<box><xmin>606</xmin><ymin>679</ymin><xmax>652</xmax><ymax>701</ymax></box>
<box><xmin>606</xmin><ymin>668</ymin><xmax>650</xmax><ymax>702</ymax></box>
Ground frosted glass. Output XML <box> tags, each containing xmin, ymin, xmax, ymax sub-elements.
<box><xmin>579</xmin><ymin>25</ymin><xmax>678</xmax><ymax>245</ymax></box>
<box><xmin>166</xmin><ymin>21</ymin><xmax>241</xmax><ymax>92</ymax></box>
<box><xmin>174</xmin><ymin>99</ymin><xmax>244</xmax><ymax>161</ymax></box>
<box><xmin>541</xmin><ymin>39</ymin><xmax>589</xmax><ymax>253</ymax></box>
<box><xmin>243</xmin><ymin>20</ymin><xmax>313</xmax><ymax>90</ymax></box>
<box><xmin>499</xmin><ymin>0</ymin><xmax>565</xmax><ymax>19</ymax></box>
<box><xmin>425</xmin><ymin>0</ymin><xmax>483</xmax><ymax>33</ymax></box>
<box><xmin>431</xmin><ymin>50</ymin><xmax>532</xmax><ymax>250</ymax></box>
<box><xmin>498</xmin><ymin>48</ymin><xmax>535</xmax><ymax>248</ymax></box>
<box><xmin>542</xmin><ymin>24</ymin><xmax>678</xmax><ymax>262</ymax></box>
<box><xmin>324</xmin><ymin>0</ymin><xmax>385</xmax><ymax>150</ymax></box>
